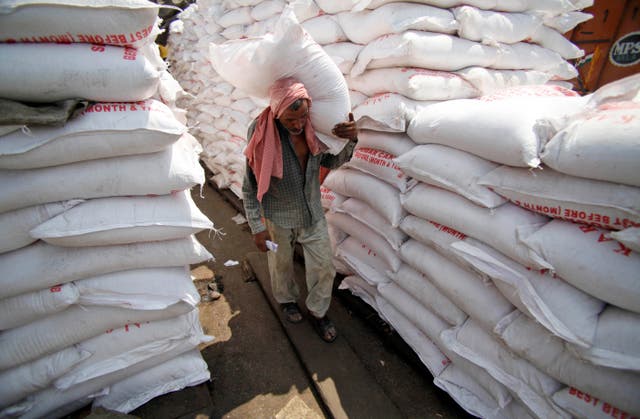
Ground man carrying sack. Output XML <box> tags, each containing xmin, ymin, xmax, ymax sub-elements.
<box><xmin>242</xmin><ymin>77</ymin><xmax>358</xmax><ymax>343</ymax></box>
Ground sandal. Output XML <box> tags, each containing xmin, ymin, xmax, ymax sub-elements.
<box><xmin>282</xmin><ymin>302</ymin><xmax>303</xmax><ymax>324</ymax></box>
<box><xmin>311</xmin><ymin>315</ymin><xmax>337</xmax><ymax>343</ymax></box>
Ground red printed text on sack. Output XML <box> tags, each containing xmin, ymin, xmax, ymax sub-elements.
<box><xmin>578</xmin><ymin>225</ymin><xmax>635</xmax><ymax>256</ymax></box>
<box><xmin>14</xmin><ymin>24</ymin><xmax>156</xmax><ymax>46</ymax></box>
<box><xmin>83</xmin><ymin>100</ymin><xmax>160</xmax><ymax>114</ymax></box>
<box><xmin>570</xmin><ymin>387</ymin><xmax>640</xmax><ymax>419</ymax></box>
<box><xmin>122</xmin><ymin>47</ymin><xmax>137</xmax><ymax>61</ymax></box>
<box><xmin>428</xmin><ymin>221</ymin><xmax>467</xmax><ymax>240</ymax></box>
<box><xmin>512</xmin><ymin>199</ymin><xmax>638</xmax><ymax>230</ymax></box>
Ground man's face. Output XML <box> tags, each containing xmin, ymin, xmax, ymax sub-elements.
<box><xmin>278</xmin><ymin>100</ymin><xmax>309</xmax><ymax>136</ymax></box>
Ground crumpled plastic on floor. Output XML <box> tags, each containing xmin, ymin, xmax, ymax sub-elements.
<box><xmin>231</xmin><ymin>213</ymin><xmax>247</xmax><ymax>224</ymax></box>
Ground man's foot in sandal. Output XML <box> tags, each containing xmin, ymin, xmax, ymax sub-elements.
<box><xmin>311</xmin><ymin>315</ymin><xmax>337</xmax><ymax>343</ymax></box>
<box><xmin>282</xmin><ymin>302</ymin><xmax>303</xmax><ymax>323</ymax></box>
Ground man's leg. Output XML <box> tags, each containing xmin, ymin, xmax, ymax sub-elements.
<box><xmin>265</xmin><ymin>219</ymin><xmax>302</xmax><ymax>322</ymax></box>
<box><xmin>298</xmin><ymin>218</ymin><xmax>337</xmax><ymax>341</ymax></box>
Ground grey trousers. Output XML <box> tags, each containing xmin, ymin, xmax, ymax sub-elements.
<box><xmin>265</xmin><ymin>218</ymin><xmax>336</xmax><ymax>318</ymax></box>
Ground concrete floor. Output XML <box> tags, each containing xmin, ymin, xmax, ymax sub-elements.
<box><xmin>118</xmin><ymin>181</ymin><xmax>472</xmax><ymax>419</ymax></box>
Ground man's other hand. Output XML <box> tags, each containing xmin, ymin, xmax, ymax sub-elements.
<box><xmin>253</xmin><ymin>230</ymin><xmax>272</xmax><ymax>252</ymax></box>
<box><xmin>331</xmin><ymin>113</ymin><xmax>358</xmax><ymax>141</ymax></box>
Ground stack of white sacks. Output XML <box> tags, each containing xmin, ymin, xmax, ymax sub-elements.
<box><xmin>166</xmin><ymin>1</ymin><xmax>640</xmax><ymax>418</ymax></box>
<box><xmin>0</xmin><ymin>1</ymin><xmax>214</xmax><ymax>417</ymax></box>
<box><xmin>331</xmin><ymin>77</ymin><xmax>640</xmax><ymax>419</ymax></box>
<box><xmin>323</xmin><ymin>5</ymin><xmax>640</xmax><ymax>419</ymax></box>
<box><xmin>166</xmin><ymin>0</ymin><xmax>264</xmax><ymax>197</ymax></box>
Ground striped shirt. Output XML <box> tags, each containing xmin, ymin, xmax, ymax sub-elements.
<box><xmin>242</xmin><ymin>119</ymin><xmax>356</xmax><ymax>234</ymax></box>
